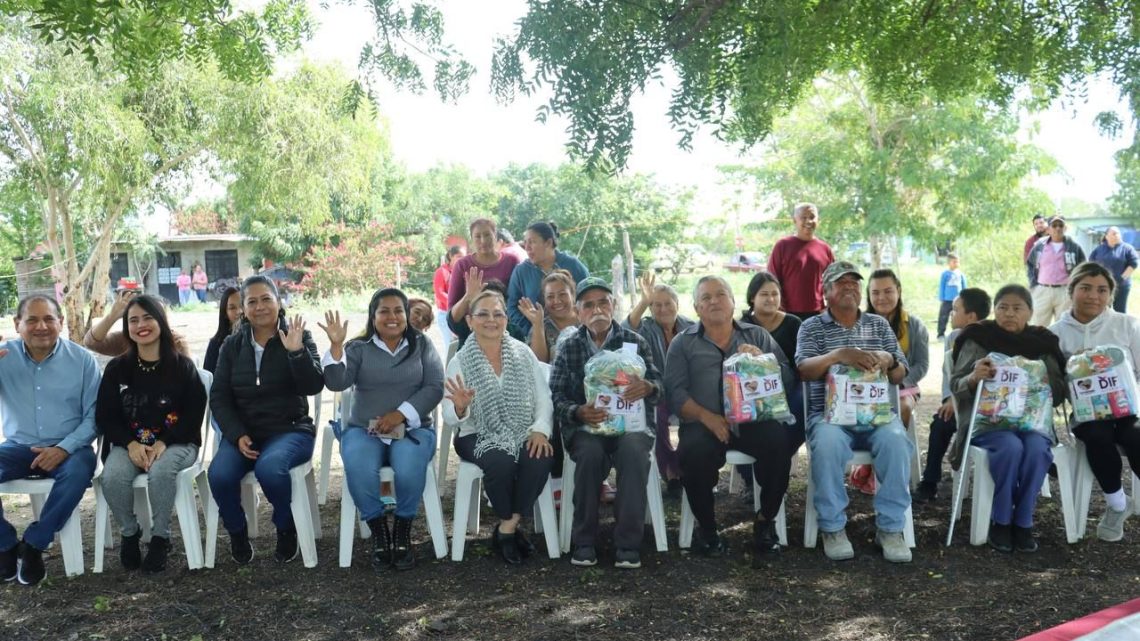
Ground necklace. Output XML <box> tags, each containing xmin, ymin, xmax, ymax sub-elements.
<box><xmin>137</xmin><ymin>357</ymin><xmax>159</xmax><ymax>373</ymax></box>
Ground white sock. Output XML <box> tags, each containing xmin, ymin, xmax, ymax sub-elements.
<box><xmin>1105</xmin><ymin>489</ymin><xmax>1127</xmax><ymax>512</ymax></box>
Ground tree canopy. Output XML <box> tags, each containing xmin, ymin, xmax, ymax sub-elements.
<box><xmin>721</xmin><ymin>73</ymin><xmax>1056</xmax><ymax>266</ymax></box>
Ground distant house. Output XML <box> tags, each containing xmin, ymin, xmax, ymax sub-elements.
<box><xmin>110</xmin><ymin>234</ymin><xmax>257</xmax><ymax>306</ymax></box>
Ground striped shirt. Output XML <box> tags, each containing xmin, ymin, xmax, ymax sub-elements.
<box><xmin>794</xmin><ymin>310</ymin><xmax>907</xmax><ymax>419</ymax></box>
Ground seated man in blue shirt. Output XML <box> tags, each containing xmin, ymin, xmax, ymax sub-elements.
<box><xmin>796</xmin><ymin>262</ymin><xmax>914</xmax><ymax>563</ymax></box>
<box><xmin>0</xmin><ymin>295</ymin><xmax>100</xmax><ymax>585</ymax></box>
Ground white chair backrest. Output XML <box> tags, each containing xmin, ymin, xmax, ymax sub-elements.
<box><xmin>340</xmin><ymin>387</ymin><xmax>355</xmax><ymax>423</ymax></box>
<box><xmin>197</xmin><ymin>368</ymin><xmax>214</xmax><ymax>465</ymax></box>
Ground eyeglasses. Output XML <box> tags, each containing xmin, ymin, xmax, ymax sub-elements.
<box><xmin>471</xmin><ymin>311</ymin><xmax>507</xmax><ymax>321</ymax></box>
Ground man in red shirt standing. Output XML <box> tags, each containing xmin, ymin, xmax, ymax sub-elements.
<box><xmin>433</xmin><ymin>245</ymin><xmax>466</xmax><ymax>354</ymax></box>
<box><xmin>766</xmin><ymin>203</ymin><xmax>835</xmax><ymax>320</ymax></box>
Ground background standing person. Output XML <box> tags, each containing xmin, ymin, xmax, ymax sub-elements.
<box><xmin>497</xmin><ymin>228</ymin><xmax>529</xmax><ymax>263</ymax></box>
<box><xmin>1027</xmin><ymin>215</ymin><xmax>1087</xmax><ymax>327</ymax></box>
<box><xmin>203</xmin><ymin>286</ymin><xmax>241</xmax><ymax>373</ymax></box>
<box><xmin>766</xmin><ymin>202</ymin><xmax>835</xmax><ymax>320</ymax></box>
<box><xmin>1089</xmin><ymin>226</ymin><xmax>1139</xmax><ymax>313</ymax></box>
<box><xmin>508</xmin><ymin>221</ymin><xmax>589</xmax><ymax>334</ymax></box>
<box><xmin>1024</xmin><ymin>214</ymin><xmax>1048</xmax><ymax>265</ymax></box>
<box><xmin>936</xmin><ymin>253</ymin><xmax>966</xmax><ymax>340</ymax></box>
<box><xmin>192</xmin><ymin>264</ymin><xmax>209</xmax><ymax>303</ymax></box>
<box><xmin>447</xmin><ymin>218</ymin><xmax>521</xmax><ymax>341</ymax></box>
<box><xmin>176</xmin><ymin>270</ymin><xmax>191</xmax><ymax>306</ymax></box>
<box><xmin>433</xmin><ymin>246</ymin><xmax>465</xmax><ymax>355</ymax></box>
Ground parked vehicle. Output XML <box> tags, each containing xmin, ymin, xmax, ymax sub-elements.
<box><xmin>724</xmin><ymin>252</ymin><xmax>767</xmax><ymax>273</ymax></box>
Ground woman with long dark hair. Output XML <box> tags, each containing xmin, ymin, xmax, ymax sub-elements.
<box><xmin>864</xmin><ymin>269</ymin><xmax>929</xmax><ymax>427</ymax></box>
<box><xmin>95</xmin><ymin>295</ymin><xmax>207</xmax><ymax>572</ymax></box>
<box><xmin>208</xmin><ymin>276</ymin><xmax>324</xmax><ymax>565</ymax></box>
<box><xmin>321</xmin><ymin>287</ymin><xmax>444</xmax><ymax>571</ymax></box>
<box><xmin>203</xmin><ymin>286</ymin><xmax>241</xmax><ymax>373</ymax></box>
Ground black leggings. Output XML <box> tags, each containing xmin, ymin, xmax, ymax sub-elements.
<box><xmin>922</xmin><ymin>412</ymin><xmax>957</xmax><ymax>485</ymax></box>
<box><xmin>1072</xmin><ymin>417</ymin><xmax>1140</xmax><ymax>495</ymax></box>
<box><xmin>679</xmin><ymin>420</ymin><xmax>791</xmax><ymax>531</ymax></box>
<box><xmin>455</xmin><ymin>434</ymin><xmax>553</xmax><ymax>521</ymax></box>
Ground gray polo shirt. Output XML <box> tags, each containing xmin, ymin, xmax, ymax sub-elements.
<box><xmin>795</xmin><ymin>310</ymin><xmax>908</xmax><ymax>419</ymax></box>
<box><xmin>664</xmin><ymin>320</ymin><xmax>794</xmax><ymax>430</ymax></box>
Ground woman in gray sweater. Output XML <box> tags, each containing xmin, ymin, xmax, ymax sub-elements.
<box><xmin>321</xmin><ymin>288</ymin><xmax>444</xmax><ymax>571</ymax></box>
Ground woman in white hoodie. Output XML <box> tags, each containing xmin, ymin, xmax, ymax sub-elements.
<box><xmin>1050</xmin><ymin>261</ymin><xmax>1140</xmax><ymax>542</ymax></box>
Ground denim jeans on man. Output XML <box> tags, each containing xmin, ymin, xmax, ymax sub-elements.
<box><xmin>807</xmin><ymin>416</ymin><xmax>914</xmax><ymax>533</ymax></box>
<box><xmin>0</xmin><ymin>442</ymin><xmax>96</xmax><ymax>551</ymax></box>
<box><xmin>207</xmin><ymin>432</ymin><xmax>314</xmax><ymax>533</ymax></box>
<box><xmin>340</xmin><ymin>426</ymin><xmax>436</xmax><ymax>521</ymax></box>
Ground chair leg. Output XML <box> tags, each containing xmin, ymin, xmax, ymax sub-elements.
<box><xmin>969</xmin><ymin>449</ymin><xmax>994</xmax><ymax>546</ymax></box>
<box><xmin>93</xmin><ymin>481</ymin><xmax>109</xmax><ymax>574</ymax></box>
<box><xmin>421</xmin><ymin>467</ymin><xmax>449</xmax><ymax>560</ymax></box>
<box><xmin>134</xmin><ymin>486</ymin><xmax>153</xmax><ymax>543</ymax></box>
<box><xmin>803</xmin><ymin>459</ymin><xmax>818</xmax><ymax>549</ymax></box>
<box><xmin>338</xmin><ymin>474</ymin><xmax>356</xmax><ymax>568</ymax></box>
<box><xmin>59</xmin><ymin>507</ymin><xmax>84</xmax><ymax>577</ymax></box>
<box><xmin>306</xmin><ymin>469</ymin><xmax>322</xmax><ymax>539</ymax></box>
<box><xmin>775</xmin><ymin>498</ymin><xmax>788</xmax><ymax>547</ymax></box>
<box><xmin>240</xmin><ymin>482</ymin><xmax>259</xmax><ymax>538</ymax></box>
<box><xmin>646</xmin><ymin>455</ymin><xmax>668</xmax><ymax>552</ymax></box>
<box><xmin>450</xmin><ymin>465</ymin><xmax>476</xmax><ymax>562</ymax></box>
<box><xmin>289</xmin><ymin>467</ymin><xmax>319</xmax><ymax>568</ymax></box>
<box><xmin>1053</xmin><ymin>446</ymin><xmax>1079</xmax><ymax>543</ymax></box>
<box><xmin>200</xmin><ymin>473</ymin><xmax>219</xmax><ymax>569</ymax></box>
<box><xmin>318</xmin><ymin>426</ymin><xmax>335</xmax><ymax>506</ymax></box>
<box><xmin>535</xmin><ymin>478</ymin><xmax>560</xmax><ymax>559</ymax></box>
<box><xmin>558</xmin><ymin>457</ymin><xmax>576</xmax><ymax>554</ymax></box>
<box><xmin>175</xmin><ymin>475</ymin><xmax>205</xmax><ymax>570</ymax></box>
<box><xmin>678</xmin><ymin>490</ymin><xmax>694</xmax><ymax>549</ymax></box>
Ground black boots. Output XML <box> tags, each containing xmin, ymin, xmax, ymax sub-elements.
<box><xmin>752</xmin><ymin>518</ymin><xmax>780</xmax><ymax>568</ymax></box>
<box><xmin>392</xmin><ymin>516</ymin><xmax>416</xmax><ymax>571</ymax></box>
<box><xmin>367</xmin><ymin>515</ymin><xmax>392</xmax><ymax>570</ymax></box>
<box><xmin>120</xmin><ymin>532</ymin><xmax>142</xmax><ymax>570</ymax></box>
<box><xmin>142</xmin><ymin>536</ymin><xmax>170</xmax><ymax>573</ymax></box>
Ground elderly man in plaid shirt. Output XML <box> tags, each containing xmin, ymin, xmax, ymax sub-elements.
<box><xmin>550</xmin><ymin>277</ymin><xmax>661</xmax><ymax>570</ymax></box>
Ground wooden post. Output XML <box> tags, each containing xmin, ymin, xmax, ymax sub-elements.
<box><xmin>611</xmin><ymin>254</ymin><xmax>625</xmax><ymax>318</ymax></box>
<box><xmin>622</xmin><ymin>229</ymin><xmax>635</xmax><ymax>309</ymax></box>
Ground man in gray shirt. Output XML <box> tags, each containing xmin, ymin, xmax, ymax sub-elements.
<box><xmin>664</xmin><ymin>276</ymin><xmax>794</xmax><ymax>566</ymax></box>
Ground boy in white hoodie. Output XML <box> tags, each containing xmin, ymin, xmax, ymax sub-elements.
<box><xmin>1050</xmin><ymin>261</ymin><xmax>1140</xmax><ymax>541</ymax></box>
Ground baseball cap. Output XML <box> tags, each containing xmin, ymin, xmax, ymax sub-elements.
<box><xmin>575</xmin><ymin>277</ymin><xmax>612</xmax><ymax>301</ymax></box>
<box><xmin>1049</xmin><ymin>215</ymin><xmax>1066</xmax><ymax>226</ymax></box>
<box><xmin>821</xmin><ymin>261</ymin><xmax>863</xmax><ymax>287</ymax></box>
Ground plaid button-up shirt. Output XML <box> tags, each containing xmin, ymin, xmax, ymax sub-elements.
<box><xmin>550</xmin><ymin>320</ymin><xmax>661</xmax><ymax>443</ymax></box>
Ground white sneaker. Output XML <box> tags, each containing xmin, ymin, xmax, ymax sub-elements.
<box><xmin>875</xmin><ymin>529</ymin><xmax>912</xmax><ymax>563</ymax></box>
<box><xmin>1097</xmin><ymin>506</ymin><xmax>1129</xmax><ymax>542</ymax></box>
<box><xmin>821</xmin><ymin>529</ymin><xmax>854</xmax><ymax>561</ymax></box>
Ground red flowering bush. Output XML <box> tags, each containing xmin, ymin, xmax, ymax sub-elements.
<box><xmin>292</xmin><ymin>223</ymin><xmax>415</xmax><ymax>298</ymax></box>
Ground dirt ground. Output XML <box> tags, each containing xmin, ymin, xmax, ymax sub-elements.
<box><xmin>1</xmin><ymin>310</ymin><xmax>1136</xmax><ymax>641</ymax></box>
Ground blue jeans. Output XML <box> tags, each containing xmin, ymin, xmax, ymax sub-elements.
<box><xmin>0</xmin><ymin>441</ymin><xmax>96</xmax><ymax>551</ymax></box>
<box><xmin>435</xmin><ymin>310</ymin><xmax>453</xmax><ymax>354</ymax></box>
<box><xmin>178</xmin><ymin>289</ymin><xmax>191</xmax><ymax>306</ymax></box>
<box><xmin>807</xmin><ymin>416</ymin><xmax>914</xmax><ymax>533</ymax></box>
<box><xmin>207</xmin><ymin>432</ymin><xmax>314</xmax><ymax>533</ymax></box>
<box><xmin>971</xmin><ymin>430</ymin><xmax>1052</xmax><ymax>528</ymax></box>
<box><xmin>195</xmin><ymin>289</ymin><xmax>207</xmax><ymax>303</ymax></box>
<box><xmin>340</xmin><ymin>426</ymin><xmax>436</xmax><ymax>521</ymax></box>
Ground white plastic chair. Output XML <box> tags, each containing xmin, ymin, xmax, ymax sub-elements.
<box><xmin>800</xmin><ymin>382</ymin><xmax>916</xmax><ymax>548</ymax></box>
<box><xmin>450</xmin><ymin>461</ymin><xmax>559</xmax><ymax>561</ymax></box>
<box><xmin>1070</xmin><ymin>441</ymin><xmax>1140</xmax><ymax>540</ymax></box>
<box><xmin>317</xmin><ymin>391</ymin><xmax>338</xmax><ymax>505</ymax></box>
<box><xmin>680</xmin><ymin>450</ymin><xmax>788</xmax><ymax>548</ymax></box>
<box><xmin>436</xmin><ymin>341</ymin><xmax>461</xmax><ymax>488</ymax></box>
<box><xmin>202</xmin><ymin>392</ymin><xmax>324</xmax><ymax>568</ymax></box>
<box><xmin>338</xmin><ymin>464</ymin><xmax>449</xmax><ymax>567</ymax></box>
<box><xmin>557</xmin><ymin>450</ymin><xmax>669</xmax><ymax>554</ymax></box>
<box><xmin>93</xmin><ymin>369</ymin><xmax>214</xmax><ymax>572</ymax></box>
<box><xmin>0</xmin><ymin>477</ymin><xmax>85</xmax><ymax>577</ymax></box>
<box><xmin>947</xmin><ymin>388</ymin><xmax>1080</xmax><ymax>545</ymax></box>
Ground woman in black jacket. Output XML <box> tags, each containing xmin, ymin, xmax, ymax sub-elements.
<box><xmin>96</xmin><ymin>294</ymin><xmax>207</xmax><ymax>572</ymax></box>
<box><xmin>207</xmin><ymin>276</ymin><xmax>324</xmax><ymax>564</ymax></box>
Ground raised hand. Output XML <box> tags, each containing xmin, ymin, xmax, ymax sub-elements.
<box><xmin>445</xmin><ymin>375</ymin><xmax>476</xmax><ymax>416</ymax></box>
<box><xmin>518</xmin><ymin>297</ymin><xmax>545</xmax><ymax>326</ymax></box>
<box><xmin>639</xmin><ymin>270</ymin><xmax>656</xmax><ymax>302</ymax></box>
<box><xmin>318</xmin><ymin>310</ymin><xmax>349</xmax><ymax>346</ymax></box>
<box><xmin>463</xmin><ymin>266</ymin><xmax>485</xmax><ymax>300</ymax></box>
<box><xmin>111</xmin><ymin>289</ymin><xmax>139</xmax><ymax>316</ymax></box>
<box><xmin>278</xmin><ymin>314</ymin><xmax>306</xmax><ymax>353</ymax></box>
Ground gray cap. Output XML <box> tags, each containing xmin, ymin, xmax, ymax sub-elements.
<box><xmin>821</xmin><ymin>260</ymin><xmax>863</xmax><ymax>287</ymax></box>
